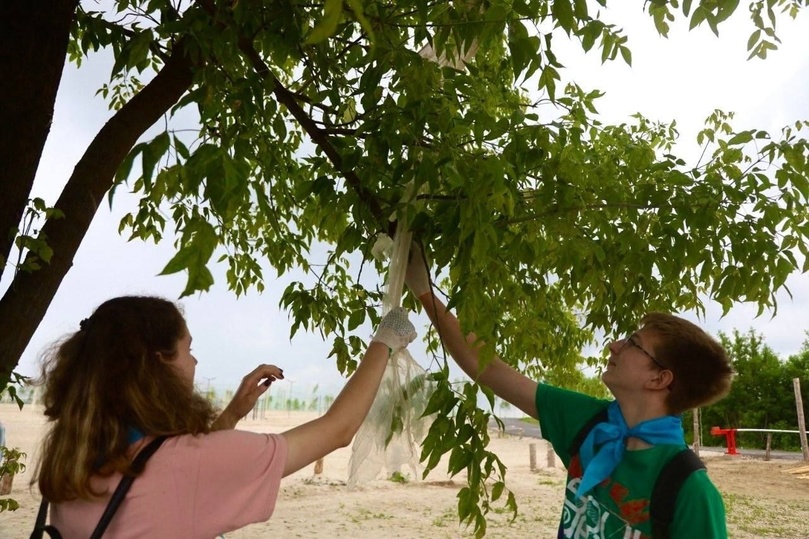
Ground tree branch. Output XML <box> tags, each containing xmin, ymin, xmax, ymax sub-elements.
<box><xmin>238</xmin><ymin>42</ymin><xmax>386</xmax><ymax>226</ymax></box>
<box><xmin>198</xmin><ymin>0</ymin><xmax>388</xmax><ymax>229</ymax></box>
<box><xmin>0</xmin><ymin>0</ymin><xmax>80</xmax><ymax>282</ymax></box>
<box><xmin>0</xmin><ymin>38</ymin><xmax>195</xmax><ymax>387</ymax></box>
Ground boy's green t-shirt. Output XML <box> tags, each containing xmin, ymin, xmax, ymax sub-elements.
<box><xmin>535</xmin><ymin>383</ymin><xmax>727</xmax><ymax>539</ymax></box>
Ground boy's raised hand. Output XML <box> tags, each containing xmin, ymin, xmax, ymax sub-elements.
<box><xmin>405</xmin><ymin>243</ymin><xmax>431</xmax><ymax>297</ymax></box>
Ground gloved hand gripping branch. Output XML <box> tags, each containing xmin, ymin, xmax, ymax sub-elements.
<box><xmin>371</xmin><ymin>307</ymin><xmax>417</xmax><ymax>351</ymax></box>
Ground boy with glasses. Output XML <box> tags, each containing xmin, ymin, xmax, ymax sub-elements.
<box><xmin>405</xmin><ymin>245</ymin><xmax>733</xmax><ymax>538</ymax></box>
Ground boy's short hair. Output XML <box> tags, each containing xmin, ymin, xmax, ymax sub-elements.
<box><xmin>641</xmin><ymin>312</ymin><xmax>734</xmax><ymax>415</ymax></box>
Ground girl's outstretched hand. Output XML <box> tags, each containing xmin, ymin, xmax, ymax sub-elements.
<box><xmin>212</xmin><ymin>364</ymin><xmax>284</xmax><ymax>430</ymax></box>
<box><xmin>371</xmin><ymin>307</ymin><xmax>417</xmax><ymax>351</ymax></box>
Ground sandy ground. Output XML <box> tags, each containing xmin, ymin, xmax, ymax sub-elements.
<box><xmin>2</xmin><ymin>403</ymin><xmax>808</xmax><ymax>538</ymax></box>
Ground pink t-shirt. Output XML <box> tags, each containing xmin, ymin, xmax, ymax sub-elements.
<box><xmin>51</xmin><ymin>429</ymin><xmax>288</xmax><ymax>538</ymax></box>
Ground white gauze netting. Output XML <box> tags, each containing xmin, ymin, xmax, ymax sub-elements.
<box><xmin>347</xmin><ymin>225</ymin><xmax>435</xmax><ymax>486</ymax></box>
<box><xmin>348</xmin><ymin>20</ymin><xmax>481</xmax><ymax>485</ymax></box>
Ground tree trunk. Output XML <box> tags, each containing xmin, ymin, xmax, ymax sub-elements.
<box><xmin>0</xmin><ymin>40</ymin><xmax>194</xmax><ymax>388</ymax></box>
<box><xmin>0</xmin><ymin>0</ymin><xmax>79</xmax><ymax>281</ymax></box>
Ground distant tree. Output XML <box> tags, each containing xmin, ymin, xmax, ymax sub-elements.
<box><xmin>786</xmin><ymin>335</ymin><xmax>809</xmax><ymax>384</ymax></box>
<box><xmin>308</xmin><ymin>384</ymin><xmax>320</xmax><ymax>411</ymax></box>
<box><xmin>542</xmin><ymin>361</ymin><xmax>610</xmax><ymax>400</ymax></box>
<box><xmin>695</xmin><ymin>329</ymin><xmax>808</xmax><ymax>451</ymax></box>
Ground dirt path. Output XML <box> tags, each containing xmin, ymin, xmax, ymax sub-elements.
<box><xmin>2</xmin><ymin>404</ymin><xmax>807</xmax><ymax>538</ymax></box>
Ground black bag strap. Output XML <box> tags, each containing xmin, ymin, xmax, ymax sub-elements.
<box><xmin>30</xmin><ymin>498</ymin><xmax>62</xmax><ymax>539</ymax></box>
<box><xmin>567</xmin><ymin>407</ymin><xmax>609</xmax><ymax>457</ymax></box>
<box><xmin>30</xmin><ymin>436</ymin><xmax>168</xmax><ymax>539</ymax></box>
<box><xmin>90</xmin><ymin>435</ymin><xmax>168</xmax><ymax>539</ymax></box>
<box><xmin>649</xmin><ymin>448</ymin><xmax>705</xmax><ymax>539</ymax></box>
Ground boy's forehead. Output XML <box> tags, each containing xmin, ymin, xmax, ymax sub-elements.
<box><xmin>634</xmin><ymin>326</ymin><xmax>659</xmax><ymax>346</ymax></box>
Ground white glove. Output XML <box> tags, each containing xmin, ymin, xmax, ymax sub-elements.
<box><xmin>371</xmin><ymin>307</ymin><xmax>417</xmax><ymax>350</ymax></box>
<box><xmin>405</xmin><ymin>243</ymin><xmax>431</xmax><ymax>298</ymax></box>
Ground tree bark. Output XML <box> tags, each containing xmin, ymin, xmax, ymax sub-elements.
<box><xmin>0</xmin><ymin>0</ymin><xmax>79</xmax><ymax>281</ymax></box>
<box><xmin>0</xmin><ymin>40</ymin><xmax>194</xmax><ymax>388</ymax></box>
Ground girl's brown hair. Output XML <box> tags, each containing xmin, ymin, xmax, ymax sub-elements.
<box><xmin>641</xmin><ymin>312</ymin><xmax>734</xmax><ymax>415</ymax></box>
<box><xmin>34</xmin><ymin>296</ymin><xmax>218</xmax><ymax>502</ymax></box>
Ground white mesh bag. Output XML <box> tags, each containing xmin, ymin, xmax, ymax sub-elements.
<box><xmin>348</xmin><ymin>24</ymin><xmax>481</xmax><ymax>485</ymax></box>
<box><xmin>347</xmin><ymin>226</ymin><xmax>435</xmax><ymax>486</ymax></box>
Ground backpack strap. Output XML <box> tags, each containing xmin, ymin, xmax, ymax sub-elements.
<box><xmin>567</xmin><ymin>407</ymin><xmax>609</xmax><ymax>457</ymax></box>
<box><xmin>31</xmin><ymin>436</ymin><xmax>168</xmax><ymax>539</ymax></box>
<box><xmin>30</xmin><ymin>498</ymin><xmax>62</xmax><ymax>539</ymax></box>
<box><xmin>90</xmin><ymin>435</ymin><xmax>168</xmax><ymax>539</ymax></box>
<box><xmin>649</xmin><ymin>448</ymin><xmax>705</xmax><ymax>539</ymax></box>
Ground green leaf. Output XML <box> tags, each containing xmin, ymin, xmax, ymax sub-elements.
<box><xmin>345</xmin><ymin>0</ymin><xmax>376</xmax><ymax>43</ymax></box>
<box><xmin>141</xmin><ymin>131</ymin><xmax>170</xmax><ymax>186</ymax></box>
<box><xmin>727</xmin><ymin>131</ymin><xmax>753</xmax><ymax>145</ymax></box>
<box><xmin>457</xmin><ymin>487</ymin><xmax>474</xmax><ymax>522</ymax></box>
<box><xmin>512</xmin><ymin>0</ymin><xmax>533</xmax><ymax>17</ymax></box>
<box><xmin>159</xmin><ymin>219</ymin><xmax>219</xmax><ymax>297</ymax></box>
<box><xmin>305</xmin><ymin>0</ymin><xmax>343</xmax><ymax>44</ymax></box>
<box><xmin>128</xmin><ymin>30</ymin><xmax>153</xmax><ymax>71</ymax></box>
<box><xmin>160</xmin><ymin>245</ymin><xmax>197</xmax><ymax>276</ymax></box>
<box><xmin>491</xmin><ymin>481</ymin><xmax>505</xmax><ymax>502</ymax></box>
<box><xmin>690</xmin><ymin>6</ymin><xmax>707</xmax><ymax>29</ymax></box>
<box><xmin>746</xmin><ymin>29</ymin><xmax>762</xmax><ymax>51</ymax></box>
<box><xmin>347</xmin><ymin>307</ymin><xmax>364</xmax><ymax>330</ymax></box>
<box><xmin>552</xmin><ymin>0</ymin><xmax>575</xmax><ymax>34</ymax></box>
<box><xmin>619</xmin><ymin>45</ymin><xmax>632</xmax><ymax>66</ymax></box>
<box><xmin>683</xmin><ymin>0</ymin><xmax>693</xmax><ymax>16</ymax></box>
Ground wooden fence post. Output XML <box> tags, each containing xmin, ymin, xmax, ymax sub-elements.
<box><xmin>529</xmin><ymin>443</ymin><xmax>537</xmax><ymax>471</ymax></box>
<box><xmin>794</xmin><ymin>378</ymin><xmax>809</xmax><ymax>461</ymax></box>
<box><xmin>764</xmin><ymin>433</ymin><xmax>772</xmax><ymax>461</ymax></box>
<box><xmin>692</xmin><ymin>407</ymin><xmax>701</xmax><ymax>457</ymax></box>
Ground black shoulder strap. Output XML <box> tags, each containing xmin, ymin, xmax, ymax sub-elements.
<box><xmin>30</xmin><ymin>498</ymin><xmax>62</xmax><ymax>539</ymax></box>
<box><xmin>650</xmin><ymin>448</ymin><xmax>706</xmax><ymax>539</ymax></box>
<box><xmin>90</xmin><ymin>435</ymin><xmax>168</xmax><ymax>539</ymax></box>
<box><xmin>568</xmin><ymin>407</ymin><xmax>609</xmax><ymax>457</ymax></box>
<box><xmin>31</xmin><ymin>436</ymin><xmax>168</xmax><ymax>539</ymax></box>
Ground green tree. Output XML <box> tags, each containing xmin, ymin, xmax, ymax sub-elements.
<box><xmin>694</xmin><ymin>330</ymin><xmax>809</xmax><ymax>451</ymax></box>
<box><xmin>722</xmin><ymin>329</ymin><xmax>785</xmax><ymax>429</ymax></box>
<box><xmin>3</xmin><ymin>0</ymin><xmax>809</xmax><ymax>532</ymax></box>
<box><xmin>785</xmin><ymin>334</ymin><xmax>809</xmax><ymax>384</ymax></box>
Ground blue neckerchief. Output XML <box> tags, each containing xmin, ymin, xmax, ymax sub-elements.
<box><xmin>576</xmin><ymin>401</ymin><xmax>684</xmax><ymax>498</ymax></box>
<box><xmin>127</xmin><ymin>427</ymin><xmax>145</xmax><ymax>444</ymax></box>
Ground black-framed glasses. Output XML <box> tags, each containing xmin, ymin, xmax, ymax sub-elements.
<box><xmin>621</xmin><ymin>335</ymin><xmax>668</xmax><ymax>371</ymax></box>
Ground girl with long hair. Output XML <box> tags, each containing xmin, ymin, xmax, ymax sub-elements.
<box><xmin>34</xmin><ymin>295</ymin><xmax>415</xmax><ymax>537</ymax></box>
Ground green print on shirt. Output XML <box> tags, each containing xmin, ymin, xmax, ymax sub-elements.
<box><xmin>560</xmin><ymin>455</ymin><xmax>651</xmax><ymax>539</ymax></box>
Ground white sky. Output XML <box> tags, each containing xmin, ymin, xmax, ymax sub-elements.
<box><xmin>4</xmin><ymin>5</ymin><xmax>809</xmax><ymax>400</ymax></box>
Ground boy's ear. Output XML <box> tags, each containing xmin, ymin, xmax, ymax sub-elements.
<box><xmin>647</xmin><ymin>369</ymin><xmax>674</xmax><ymax>391</ymax></box>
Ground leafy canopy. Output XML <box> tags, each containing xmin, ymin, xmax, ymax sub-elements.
<box><xmin>65</xmin><ymin>0</ymin><xmax>809</xmax><ymax>534</ymax></box>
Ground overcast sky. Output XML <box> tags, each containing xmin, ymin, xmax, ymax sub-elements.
<box><xmin>4</xmin><ymin>5</ymin><xmax>809</xmax><ymax>400</ymax></box>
